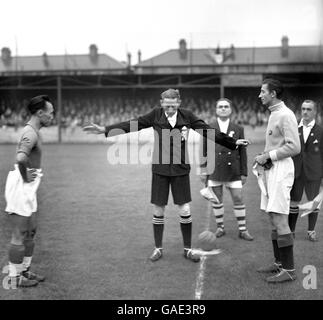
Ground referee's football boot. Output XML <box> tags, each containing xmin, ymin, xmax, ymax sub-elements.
<box><xmin>183</xmin><ymin>249</ymin><xmax>200</xmax><ymax>263</ymax></box>
<box><xmin>8</xmin><ymin>275</ymin><xmax>38</xmax><ymax>288</ymax></box>
<box><xmin>239</xmin><ymin>230</ymin><xmax>254</xmax><ymax>241</ymax></box>
<box><xmin>308</xmin><ymin>230</ymin><xmax>318</xmax><ymax>242</ymax></box>
<box><xmin>257</xmin><ymin>262</ymin><xmax>282</xmax><ymax>274</ymax></box>
<box><xmin>266</xmin><ymin>269</ymin><xmax>297</xmax><ymax>283</ymax></box>
<box><xmin>150</xmin><ymin>248</ymin><xmax>163</xmax><ymax>262</ymax></box>
<box><xmin>22</xmin><ymin>268</ymin><xmax>46</xmax><ymax>282</ymax></box>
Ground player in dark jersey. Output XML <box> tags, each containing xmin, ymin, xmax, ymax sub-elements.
<box><xmin>4</xmin><ymin>95</ymin><xmax>54</xmax><ymax>288</ymax></box>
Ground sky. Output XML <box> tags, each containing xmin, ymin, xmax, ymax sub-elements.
<box><xmin>0</xmin><ymin>0</ymin><xmax>321</xmax><ymax>63</ymax></box>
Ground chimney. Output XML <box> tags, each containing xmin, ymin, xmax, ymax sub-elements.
<box><xmin>1</xmin><ymin>47</ymin><xmax>12</xmax><ymax>66</ymax></box>
<box><xmin>214</xmin><ymin>44</ymin><xmax>223</xmax><ymax>64</ymax></box>
<box><xmin>42</xmin><ymin>52</ymin><xmax>49</xmax><ymax>67</ymax></box>
<box><xmin>137</xmin><ymin>50</ymin><xmax>142</xmax><ymax>64</ymax></box>
<box><xmin>127</xmin><ymin>52</ymin><xmax>132</xmax><ymax>67</ymax></box>
<box><xmin>230</xmin><ymin>44</ymin><xmax>235</xmax><ymax>60</ymax></box>
<box><xmin>89</xmin><ymin>44</ymin><xmax>98</xmax><ymax>63</ymax></box>
<box><xmin>281</xmin><ymin>36</ymin><xmax>289</xmax><ymax>58</ymax></box>
<box><xmin>179</xmin><ymin>39</ymin><xmax>187</xmax><ymax>60</ymax></box>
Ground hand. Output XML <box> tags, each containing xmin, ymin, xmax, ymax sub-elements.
<box><xmin>25</xmin><ymin>168</ymin><xmax>37</xmax><ymax>183</ymax></box>
<box><xmin>241</xmin><ymin>175</ymin><xmax>247</xmax><ymax>185</ymax></box>
<box><xmin>236</xmin><ymin>139</ymin><xmax>250</xmax><ymax>146</ymax></box>
<box><xmin>83</xmin><ymin>123</ymin><xmax>105</xmax><ymax>135</ymax></box>
<box><xmin>254</xmin><ymin>152</ymin><xmax>269</xmax><ymax>166</ymax></box>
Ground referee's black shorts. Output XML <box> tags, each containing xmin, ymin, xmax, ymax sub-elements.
<box><xmin>151</xmin><ymin>173</ymin><xmax>191</xmax><ymax>206</ymax></box>
<box><xmin>290</xmin><ymin>174</ymin><xmax>321</xmax><ymax>202</ymax></box>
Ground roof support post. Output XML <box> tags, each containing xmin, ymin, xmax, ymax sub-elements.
<box><xmin>57</xmin><ymin>75</ymin><xmax>62</xmax><ymax>143</ymax></box>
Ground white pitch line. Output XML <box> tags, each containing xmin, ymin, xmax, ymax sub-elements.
<box><xmin>195</xmin><ymin>255</ymin><xmax>207</xmax><ymax>300</ymax></box>
<box><xmin>194</xmin><ymin>202</ymin><xmax>213</xmax><ymax>300</ymax></box>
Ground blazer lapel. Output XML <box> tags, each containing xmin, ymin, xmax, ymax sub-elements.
<box><xmin>298</xmin><ymin>126</ymin><xmax>305</xmax><ymax>147</ymax></box>
<box><xmin>174</xmin><ymin>110</ymin><xmax>186</xmax><ymax>128</ymax></box>
<box><xmin>227</xmin><ymin>121</ymin><xmax>235</xmax><ymax>136</ymax></box>
<box><xmin>159</xmin><ymin>110</ymin><xmax>172</xmax><ymax>128</ymax></box>
<box><xmin>305</xmin><ymin>124</ymin><xmax>318</xmax><ymax>147</ymax></box>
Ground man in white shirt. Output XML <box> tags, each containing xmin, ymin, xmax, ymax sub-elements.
<box><xmin>289</xmin><ymin>100</ymin><xmax>323</xmax><ymax>241</ymax></box>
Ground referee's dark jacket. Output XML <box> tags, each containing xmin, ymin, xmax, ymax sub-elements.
<box><xmin>293</xmin><ymin>122</ymin><xmax>323</xmax><ymax>181</ymax></box>
<box><xmin>200</xmin><ymin>119</ymin><xmax>247</xmax><ymax>181</ymax></box>
<box><xmin>104</xmin><ymin>107</ymin><xmax>237</xmax><ymax>176</ymax></box>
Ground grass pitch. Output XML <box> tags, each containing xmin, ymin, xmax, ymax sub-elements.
<box><xmin>0</xmin><ymin>143</ymin><xmax>322</xmax><ymax>300</ymax></box>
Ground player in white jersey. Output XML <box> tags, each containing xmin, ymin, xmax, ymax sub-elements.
<box><xmin>255</xmin><ymin>79</ymin><xmax>300</xmax><ymax>283</ymax></box>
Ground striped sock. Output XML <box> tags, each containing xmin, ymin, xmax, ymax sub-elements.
<box><xmin>234</xmin><ymin>204</ymin><xmax>247</xmax><ymax>232</ymax></box>
<box><xmin>152</xmin><ymin>215</ymin><xmax>164</xmax><ymax>248</ymax></box>
<box><xmin>180</xmin><ymin>214</ymin><xmax>192</xmax><ymax>249</ymax></box>
<box><xmin>308</xmin><ymin>209</ymin><xmax>319</xmax><ymax>232</ymax></box>
<box><xmin>288</xmin><ymin>206</ymin><xmax>299</xmax><ymax>233</ymax></box>
<box><xmin>212</xmin><ymin>203</ymin><xmax>224</xmax><ymax>229</ymax></box>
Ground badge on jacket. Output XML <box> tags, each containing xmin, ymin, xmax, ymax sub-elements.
<box><xmin>181</xmin><ymin>126</ymin><xmax>188</xmax><ymax>141</ymax></box>
<box><xmin>228</xmin><ymin>130</ymin><xmax>235</xmax><ymax>137</ymax></box>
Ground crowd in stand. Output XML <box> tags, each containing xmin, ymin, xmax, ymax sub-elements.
<box><xmin>0</xmin><ymin>92</ymin><xmax>322</xmax><ymax>130</ymax></box>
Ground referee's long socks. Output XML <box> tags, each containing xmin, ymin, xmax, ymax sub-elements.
<box><xmin>152</xmin><ymin>215</ymin><xmax>164</xmax><ymax>248</ymax></box>
<box><xmin>8</xmin><ymin>244</ymin><xmax>25</xmax><ymax>277</ymax></box>
<box><xmin>277</xmin><ymin>233</ymin><xmax>294</xmax><ymax>271</ymax></box>
<box><xmin>288</xmin><ymin>206</ymin><xmax>299</xmax><ymax>233</ymax></box>
<box><xmin>308</xmin><ymin>209</ymin><xmax>319</xmax><ymax>232</ymax></box>
<box><xmin>271</xmin><ymin>230</ymin><xmax>281</xmax><ymax>266</ymax></box>
<box><xmin>180</xmin><ymin>214</ymin><xmax>192</xmax><ymax>249</ymax></box>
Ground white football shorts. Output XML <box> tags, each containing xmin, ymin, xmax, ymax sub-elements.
<box><xmin>5</xmin><ymin>165</ymin><xmax>43</xmax><ymax>217</ymax></box>
<box><xmin>260</xmin><ymin>157</ymin><xmax>294</xmax><ymax>215</ymax></box>
<box><xmin>208</xmin><ymin>179</ymin><xmax>242</xmax><ymax>189</ymax></box>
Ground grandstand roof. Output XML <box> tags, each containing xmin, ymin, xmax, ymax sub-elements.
<box><xmin>136</xmin><ymin>45</ymin><xmax>323</xmax><ymax>67</ymax></box>
<box><xmin>0</xmin><ymin>53</ymin><xmax>126</xmax><ymax>73</ymax></box>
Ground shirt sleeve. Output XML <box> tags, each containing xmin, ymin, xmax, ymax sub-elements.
<box><xmin>17</xmin><ymin>131</ymin><xmax>37</xmax><ymax>156</ymax></box>
<box><xmin>105</xmin><ymin>108</ymin><xmax>155</xmax><ymax>138</ymax></box>
<box><xmin>270</xmin><ymin>112</ymin><xmax>301</xmax><ymax>161</ymax></box>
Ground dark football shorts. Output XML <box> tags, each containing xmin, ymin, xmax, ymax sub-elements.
<box><xmin>290</xmin><ymin>173</ymin><xmax>321</xmax><ymax>202</ymax></box>
<box><xmin>151</xmin><ymin>173</ymin><xmax>191</xmax><ymax>206</ymax></box>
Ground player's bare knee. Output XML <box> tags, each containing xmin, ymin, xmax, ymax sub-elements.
<box><xmin>272</xmin><ymin>214</ymin><xmax>290</xmax><ymax>233</ymax></box>
<box><xmin>178</xmin><ymin>203</ymin><xmax>190</xmax><ymax>216</ymax></box>
<box><xmin>153</xmin><ymin>205</ymin><xmax>165</xmax><ymax>217</ymax></box>
<box><xmin>26</xmin><ymin>228</ymin><xmax>37</xmax><ymax>240</ymax></box>
<box><xmin>290</xmin><ymin>201</ymin><xmax>299</xmax><ymax>207</ymax></box>
<box><xmin>229</xmin><ymin>189</ymin><xmax>243</xmax><ymax>205</ymax></box>
<box><xmin>232</xmin><ymin>195</ymin><xmax>244</xmax><ymax>205</ymax></box>
<box><xmin>11</xmin><ymin>229</ymin><xmax>27</xmax><ymax>245</ymax></box>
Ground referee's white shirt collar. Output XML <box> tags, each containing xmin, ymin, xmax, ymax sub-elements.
<box><xmin>165</xmin><ymin>111</ymin><xmax>178</xmax><ymax>128</ymax></box>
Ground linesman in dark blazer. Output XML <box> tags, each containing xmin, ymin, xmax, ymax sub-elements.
<box><xmin>83</xmin><ymin>89</ymin><xmax>250</xmax><ymax>262</ymax></box>
<box><xmin>289</xmin><ymin>100</ymin><xmax>323</xmax><ymax>241</ymax></box>
<box><xmin>200</xmin><ymin>98</ymin><xmax>253</xmax><ymax>241</ymax></box>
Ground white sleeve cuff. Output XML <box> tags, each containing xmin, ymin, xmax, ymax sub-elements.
<box><xmin>269</xmin><ymin>150</ymin><xmax>278</xmax><ymax>161</ymax></box>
